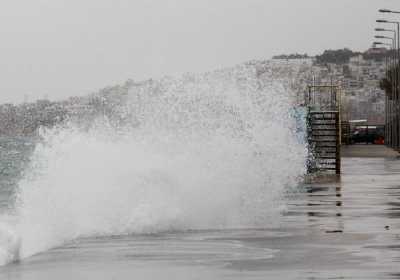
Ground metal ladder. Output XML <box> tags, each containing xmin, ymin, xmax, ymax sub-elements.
<box><xmin>307</xmin><ymin>111</ymin><xmax>340</xmax><ymax>174</ymax></box>
<box><xmin>305</xmin><ymin>84</ymin><xmax>342</xmax><ymax>175</ymax></box>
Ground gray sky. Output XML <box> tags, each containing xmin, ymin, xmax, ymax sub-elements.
<box><xmin>0</xmin><ymin>0</ymin><xmax>398</xmax><ymax>104</ymax></box>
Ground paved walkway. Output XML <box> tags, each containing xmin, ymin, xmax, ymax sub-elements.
<box><xmin>341</xmin><ymin>144</ymin><xmax>399</xmax><ymax>158</ymax></box>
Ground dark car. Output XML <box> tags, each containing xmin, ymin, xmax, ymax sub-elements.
<box><xmin>351</xmin><ymin>126</ymin><xmax>384</xmax><ymax>144</ymax></box>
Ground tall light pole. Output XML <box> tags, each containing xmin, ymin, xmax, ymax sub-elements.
<box><xmin>377</xmin><ymin>12</ymin><xmax>400</xmax><ymax>62</ymax></box>
<box><xmin>377</xmin><ymin>17</ymin><xmax>400</xmax><ymax>148</ymax></box>
<box><xmin>377</xmin><ymin>20</ymin><xmax>399</xmax><ymax>87</ymax></box>
<box><xmin>375</xmin><ymin>28</ymin><xmax>397</xmax><ymax>49</ymax></box>
<box><xmin>374</xmin><ymin>41</ymin><xmax>393</xmax><ymax>73</ymax></box>
<box><xmin>377</xmin><ymin>19</ymin><xmax>399</xmax><ymax>69</ymax></box>
<box><xmin>373</xmin><ymin>42</ymin><xmax>392</xmax><ymax>72</ymax></box>
<box><xmin>374</xmin><ymin>40</ymin><xmax>395</xmax><ymax>145</ymax></box>
<box><xmin>374</xmin><ymin>35</ymin><xmax>395</xmax><ymax>74</ymax></box>
<box><xmin>374</xmin><ymin>41</ymin><xmax>393</xmax><ymax>145</ymax></box>
<box><xmin>375</xmin><ymin>28</ymin><xmax>397</xmax><ymax>69</ymax></box>
<box><xmin>374</xmin><ymin>35</ymin><xmax>396</xmax><ymax>67</ymax></box>
<box><xmin>375</xmin><ymin>30</ymin><xmax>396</xmax><ymax>74</ymax></box>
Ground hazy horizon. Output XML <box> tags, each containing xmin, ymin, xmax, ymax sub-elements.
<box><xmin>0</xmin><ymin>0</ymin><xmax>398</xmax><ymax>104</ymax></box>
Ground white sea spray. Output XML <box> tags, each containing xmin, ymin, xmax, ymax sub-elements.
<box><xmin>0</xmin><ymin>61</ymin><xmax>308</xmax><ymax>264</ymax></box>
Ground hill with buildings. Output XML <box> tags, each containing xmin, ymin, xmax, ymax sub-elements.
<box><xmin>0</xmin><ymin>47</ymin><xmax>389</xmax><ymax>136</ymax></box>
<box><xmin>273</xmin><ymin>47</ymin><xmax>388</xmax><ymax>124</ymax></box>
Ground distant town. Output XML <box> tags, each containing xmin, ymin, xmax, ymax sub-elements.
<box><xmin>0</xmin><ymin>48</ymin><xmax>389</xmax><ymax>136</ymax></box>
<box><xmin>0</xmin><ymin>80</ymin><xmax>136</xmax><ymax>136</ymax></box>
<box><xmin>273</xmin><ymin>47</ymin><xmax>388</xmax><ymax>124</ymax></box>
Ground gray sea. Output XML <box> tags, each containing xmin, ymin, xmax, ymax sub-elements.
<box><xmin>0</xmin><ymin>137</ymin><xmax>400</xmax><ymax>279</ymax></box>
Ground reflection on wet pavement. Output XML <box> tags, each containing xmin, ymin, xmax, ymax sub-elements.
<box><xmin>275</xmin><ymin>157</ymin><xmax>400</xmax><ymax>279</ymax></box>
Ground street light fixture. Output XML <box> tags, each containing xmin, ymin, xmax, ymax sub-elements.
<box><xmin>379</xmin><ymin>9</ymin><xmax>400</xmax><ymax>14</ymax></box>
<box><xmin>375</xmin><ymin>29</ymin><xmax>396</xmax><ymax>54</ymax></box>
<box><xmin>373</xmin><ymin>41</ymin><xmax>392</xmax><ymax>47</ymax></box>
<box><xmin>375</xmin><ymin>28</ymin><xmax>395</xmax><ymax>32</ymax></box>
<box><xmin>376</xmin><ymin>19</ymin><xmax>400</xmax><ymax>51</ymax></box>
<box><xmin>376</xmin><ymin>17</ymin><xmax>400</xmax><ymax>90</ymax></box>
<box><xmin>375</xmin><ymin>35</ymin><xmax>394</xmax><ymax>39</ymax></box>
<box><xmin>378</xmin><ymin>10</ymin><xmax>400</xmax><ymax>75</ymax></box>
<box><xmin>377</xmin><ymin>18</ymin><xmax>400</xmax><ymax>77</ymax></box>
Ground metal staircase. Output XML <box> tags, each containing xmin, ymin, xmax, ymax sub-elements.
<box><xmin>307</xmin><ymin>111</ymin><xmax>340</xmax><ymax>174</ymax></box>
<box><xmin>306</xmin><ymin>85</ymin><xmax>342</xmax><ymax>175</ymax></box>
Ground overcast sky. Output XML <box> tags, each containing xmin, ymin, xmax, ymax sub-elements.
<box><xmin>0</xmin><ymin>0</ymin><xmax>398</xmax><ymax>104</ymax></box>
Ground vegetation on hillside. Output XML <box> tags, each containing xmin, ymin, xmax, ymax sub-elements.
<box><xmin>315</xmin><ymin>48</ymin><xmax>361</xmax><ymax>65</ymax></box>
<box><xmin>272</xmin><ymin>53</ymin><xmax>309</xmax><ymax>59</ymax></box>
<box><xmin>379</xmin><ymin>65</ymin><xmax>398</xmax><ymax>99</ymax></box>
<box><xmin>274</xmin><ymin>48</ymin><xmax>391</xmax><ymax>64</ymax></box>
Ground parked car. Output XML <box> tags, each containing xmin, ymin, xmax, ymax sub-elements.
<box><xmin>350</xmin><ymin>126</ymin><xmax>384</xmax><ymax>144</ymax></box>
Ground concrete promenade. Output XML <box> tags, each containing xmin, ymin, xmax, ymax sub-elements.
<box><xmin>286</xmin><ymin>144</ymin><xmax>400</xmax><ymax>278</ymax></box>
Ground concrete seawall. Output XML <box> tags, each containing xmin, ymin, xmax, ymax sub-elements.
<box><xmin>341</xmin><ymin>144</ymin><xmax>399</xmax><ymax>158</ymax></box>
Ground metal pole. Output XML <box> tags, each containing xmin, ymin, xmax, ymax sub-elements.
<box><xmin>386</xmin><ymin>54</ymin><xmax>389</xmax><ymax>144</ymax></box>
<box><xmin>392</xmin><ymin>40</ymin><xmax>395</xmax><ymax>147</ymax></box>
<box><xmin>390</xmin><ymin>30</ymin><xmax>398</xmax><ymax>148</ymax></box>
<box><xmin>376</xmin><ymin>18</ymin><xmax>400</xmax><ymax>147</ymax></box>
<box><xmin>387</xmin><ymin>21</ymin><xmax>400</xmax><ymax>148</ymax></box>
<box><xmin>395</xmin><ymin>22</ymin><xmax>400</xmax><ymax>149</ymax></box>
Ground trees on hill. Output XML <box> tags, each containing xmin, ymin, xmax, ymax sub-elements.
<box><xmin>272</xmin><ymin>53</ymin><xmax>309</xmax><ymax>59</ymax></box>
<box><xmin>315</xmin><ymin>48</ymin><xmax>361</xmax><ymax>65</ymax></box>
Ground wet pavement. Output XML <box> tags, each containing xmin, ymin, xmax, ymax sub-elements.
<box><xmin>271</xmin><ymin>156</ymin><xmax>400</xmax><ymax>279</ymax></box>
<box><xmin>2</xmin><ymin>155</ymin><xmax>400</xmax><ymax>279</ymax></box>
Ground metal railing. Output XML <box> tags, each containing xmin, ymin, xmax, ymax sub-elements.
<box><xmin>305</xmin><ymin>85</ymin><xmax>342</xmax><ymax>174</ymax></box>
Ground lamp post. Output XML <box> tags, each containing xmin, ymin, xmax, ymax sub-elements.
<box><xmin>375</xmin><ymin>28</ymin><xmax>397</xmax><ymax>66</ymax></box>
<box><xmin>374</xmin><ymin>36</ymin><xmax>395</xmax><ymax>73</ymax></box>
<box><xmin>379</xmin><ymin>9</ymin><xmax>400</xmax><ymax>14</ymax></box>
<box><xmin>373</xmin><ymin>42</ymin><xmax>391</xmax><ymax>72</ymax></box>
<box><xmin>375</xmin><ymin>41</ymin><xmax>394</xmax><ymax>145</ymax></box>
<box><xmin>376</xmin><ymin>20</ymin><xmax>399</xmax><ymax>65</ymax></box>
<box><xmin>374</xmin><ymin>36</ymin><xmax>396</xmax><ymax>67</ymax></box>
<box><xmin>377</xmin><ymin>17</ymin><xmax>400</xmax><ymax>148</ymax></box>
<box><xmin>375</xmin><ymin>28</ymin><xmax>397</xmax><ymax>49</ymax></box>
<box><xmin>374</xmin><ymin>41</ymin><xmax>393</xmax><ymax>72</ymax></box>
